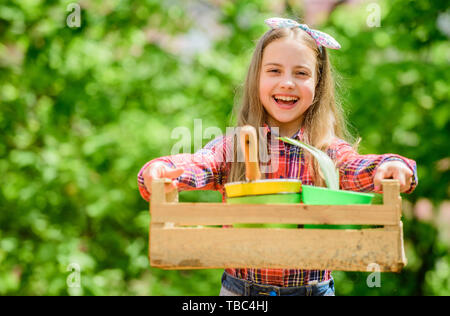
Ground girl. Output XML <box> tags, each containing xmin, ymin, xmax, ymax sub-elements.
<box><xmin>138</xmin><ymin>17</ymin><xmax>417</xmax><ymax>296</ymax></box>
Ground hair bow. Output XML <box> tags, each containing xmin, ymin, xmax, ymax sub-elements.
<box><xmin>264</xmin><ymin>17</ymin><xmax>341</xmax><ymax>50</ymax></box>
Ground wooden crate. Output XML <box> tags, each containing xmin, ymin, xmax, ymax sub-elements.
<box><xmin>149</xmin><ymin>179</ymin><xmax>406</xmax><ymax>272</ymax></box>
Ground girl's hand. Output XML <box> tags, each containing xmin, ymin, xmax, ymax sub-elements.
<box><xmin>143</xmin><ymin>162</ymin><xmax>184</xmax><ymax>194</ymax></box>
<box><xmin>373</xmin><ymin>160</ymin><xmax>414</xmax><ymax>193</ymax></box>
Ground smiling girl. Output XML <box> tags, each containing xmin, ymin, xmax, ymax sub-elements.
<box><xmin>138</xmin><ymin>17</ymin><xmax>418</xmax><ymax>296</ymax></box>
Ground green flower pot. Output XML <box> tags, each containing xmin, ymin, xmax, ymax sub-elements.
<box><xmin>302</xmin><ymin>185</ymin><xmax>375</xmax><ymax>230</ymax></box>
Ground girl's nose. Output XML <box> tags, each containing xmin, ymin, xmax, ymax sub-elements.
<box><xmin>280</xmin><ymin>77</ymin><xmax>295</xmax><ymax>89</ymax></box>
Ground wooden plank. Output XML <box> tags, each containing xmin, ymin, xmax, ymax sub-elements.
<box><xmin>382</xmin><ymin>180</ymin><xmax>401</xmax><ymax>221</ymax></box>
<box><xmin>150</xmin><ymin>179</ymin><xmax>166</xmax><ymax>206</ymax></box>
<box><xmin>149</xmin><ymin>227</ymin><xmax>404</xmax><ymax>272</ymax></box>
<box><xmin>151</xmin><ymin>203</ymin><xmax>397</xmax><ymax>226</ymax></box>
<box><xmin>149</xmin><ymin>179</ymin><xmax>179</xmax><ymax>269</ymax></box>
<box><xmin>381</xmin><ymin>180</ymin><xmax>407</xmax><ymax>268</ymax></box>
<box><xmin>397</xmin><ymin>221</ymin><xmax>407</xmax><ymax>267</ymax></box>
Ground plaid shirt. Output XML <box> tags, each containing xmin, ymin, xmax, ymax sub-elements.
<box><xmin>138</xmin><ymin>125</ymin><xmax>418</xmax><ymax>287</ymax></box>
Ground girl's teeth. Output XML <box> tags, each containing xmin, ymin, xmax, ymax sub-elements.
<box><xmin>274</xmin><ymin>96</ymin><xmax>299</xmax><ymax>102</ymax></box>
<box><xmin>273</xmin><ymin>96</ymin><xmax>299</xmax><ymax>105</ymax></box>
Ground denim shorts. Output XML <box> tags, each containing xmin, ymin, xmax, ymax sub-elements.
<box><xmin>220</xmin><ymin>272</ymin><xmax>335</xmax><ymax>296</ymax></box>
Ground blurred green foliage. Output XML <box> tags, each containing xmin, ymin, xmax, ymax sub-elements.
<box><xmin>0</xmin><ymin>0</ymin><xmax>449</xmax><ymax>295</ymax></box>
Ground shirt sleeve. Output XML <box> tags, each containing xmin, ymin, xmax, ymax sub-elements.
<box><xmin>327</xmin><ymin>138</ymin><xmax>418</xmax><ymax>193</ymax></box>
<box><xmin>137</xmin><ymin>135</ymin><xmax>231</xmax><ymax>202</ymax></box>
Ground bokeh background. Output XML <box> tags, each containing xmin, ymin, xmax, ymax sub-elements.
<box><xmin>0</xmin><ymin>0</ymin><xmax>449</xmax><ymax>295</ymax></box>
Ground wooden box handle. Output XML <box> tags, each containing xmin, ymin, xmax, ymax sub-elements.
<box><xmin>240</xmin><ymin>125</ymin><xmax>261</xmax><ymax>181</ymax></box>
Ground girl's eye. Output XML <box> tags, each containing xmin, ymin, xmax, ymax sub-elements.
<box><xmin>268</xmin><ymin>69</ymin><xmax>308</xmax><ymax>76</ymax></box>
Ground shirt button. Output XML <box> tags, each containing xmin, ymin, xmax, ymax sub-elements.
<box><xmin>269</xmin><ymin>291</ymin><xmax>277</xmax><ymax>296</ymax></box>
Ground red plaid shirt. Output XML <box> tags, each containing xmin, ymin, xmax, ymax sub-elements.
<box><xmin>138</xmin><ymin>125</ymin><xmax>418</xmax><ymax>287</ymax></box>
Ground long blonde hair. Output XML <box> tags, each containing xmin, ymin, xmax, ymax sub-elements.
<box><xmin>228</xmin><ymin>25</ymin><xmax>355</xmax><ymax>186</ymax></box>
